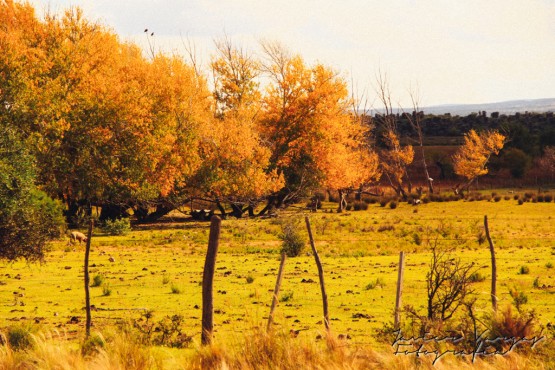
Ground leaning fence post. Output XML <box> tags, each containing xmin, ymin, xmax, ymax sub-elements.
<box><xmin>484</xmin><ymin>215</ymin><xmax>497</xmax><ymax>312</ymax></box>
<box><xmin>267</xmin><ymin>251</ymin><xmax>287</xmax><ymax>331</ymax></box>
<box><xmin>305</xmin><ymin>216</ymin><xmax>329</xmax><ymax>331</ymax></box>
<box><xmin>84</xmin><ymin>219</ymin><xmax>94</xmax><ymax>338</ymax></box>
<box><xmin>394</xmin><ymin>251</ymin><xmax>405</xmax><ymax>329</ymax></box>
<box><xmin>201</xmin><ymin>215</ymin><xmax>221</xmax><ymax>345</ymax></box>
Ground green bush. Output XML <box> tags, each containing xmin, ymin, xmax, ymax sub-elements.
<box><xmin>364</xmin><ymin>277</ymin><xmax>385</xmax><ymax>290</ymax></box>
<box><xmin>469</xmin><ymin>272</ymin><xmax>486</xmax><ymax>282</ymax></box>
<box><xmin>81</xmin><ymin>333</ymin><xmax>105</xmax><ymax>356</ymax></box>
<box><xmin>389</xmin><ymin>201</ymin><xmax>398</xmax><ymax>209</ymax></box>
<box><xmin>102</xmin><ymin>285</ymin><xmax>112</xmax><ymax>296</ymax></box>
<box><xmin>0</xmin><ymin>128</ymin><xmax>66</xmax><ymax>262</ymax></box>
<box><xmin>279</xmin><ymin>291</ymin><xmax>294</xmax><ymax>302</ymax></box>
<box><xmin>7</xmin><ymin>326</ymin><xmax>34</xmax><ymax>351</ymax></box>
<box><xmin>518</xmin><ymin>265</ymin><xmax>530</xmax><ymax>275</ymax></box>
<box><xmin>91</xmin><ymin>274</ymin><xmax>104</xmax><ymax>287</ymax></box>
<box><xmin>279</xmin><ymin>221</ymin><xmax>305</xmax><ymax>257</ymax></box>
<box><xmin>102</xmin><ymin>218</ymin><xmax>131</xmax><ymax>236</ymax></box>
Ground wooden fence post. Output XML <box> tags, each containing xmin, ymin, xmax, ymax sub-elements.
<box><xmin>394</xmin><ymin>251</ymin><xmax>405</xmax><ymax>329</ymax></box>
<box><xmin>484</xmin><ymin>215</ymin><xmax>497</xmax><ymax>312</ymax></box>
<box><xmin>201</xmin><ymin>215</ymin><xmax>221</xmax><ymax>345</ymax></box>
<box><xmin>267</xmin><ymin>251</ymin><xmax>287</xmax><ymax>331</ymax></box>
<box><xmin>84</xmin><ymin>219</ymin><xmax>94</xmax><ymax>338</ymax></box>
<box><xmin>305</xmin><ymin>216</ymin><xmax>329</xmax><ymax>331</ymax></box>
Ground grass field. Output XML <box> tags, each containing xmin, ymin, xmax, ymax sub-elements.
<box><xmin>1</xmin><ymin>191</ymin><xmax>554</xmax><ymax>368</ymax></box>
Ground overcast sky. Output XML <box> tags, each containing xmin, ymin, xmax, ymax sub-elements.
<box><xmin>27</xmin><ymin>0</ymin><xmax>555</xmax><ymax>107</ymax></box>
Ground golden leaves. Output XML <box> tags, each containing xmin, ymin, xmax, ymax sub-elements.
<box><xmin>453</xmin><ymin>129</ymin><xmax>506</xmax><ymax>181</ymax></box>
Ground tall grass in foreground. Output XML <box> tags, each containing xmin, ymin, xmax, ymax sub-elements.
<box><xmin>0</xmin><ymin>328</ymin><xmax>552</xmax><ymax>369</ymax></box>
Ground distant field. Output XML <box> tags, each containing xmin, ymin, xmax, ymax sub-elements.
<box><xmin>1</xmin><ymin>193</ymin><xmax>554</xmax><ymax>363</ymax></box>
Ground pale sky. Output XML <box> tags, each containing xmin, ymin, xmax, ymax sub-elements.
<box><xmin>26</xmin><ymin>0</ymin><xmax>555</xmax><ymax>107</ymax></box>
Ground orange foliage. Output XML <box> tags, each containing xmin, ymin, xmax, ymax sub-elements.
<box><xmin>453</xmin><ymin>129</ymin><xmax>506</xmax><ymax>183</ymax></box>
<box><xmin>261</xmin><ymin>43</ymin><xmax>379</xmax><ymax>193</ymax></box>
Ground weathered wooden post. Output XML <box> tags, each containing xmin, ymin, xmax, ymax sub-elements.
<box><xmin>84</xmin><ymin>219</ymin><xmax>94</xmax><ymax>338</ymax></box>
<box><xmin>201</xmin><ymin>215</ymin><xmax>221</xmax><ymax>345</ymax></box>
<box><xmin>267</xmin><ymin>251</ymin><xmax>287</xmax><ymax>331</ymax></box>
<box><xmin>305</xmin><ymin>216</ymin><xmax>329</xmax><ymax>331</ymax></box>
<box><xmin>484</xmin><ymin>215</ymin><xmax>497</xmax><ymax>312</ymax></box>
<box><xmin>394</xmin><ymin>251</ymin><xmax>405</xmax><ymax>329</ymax></box>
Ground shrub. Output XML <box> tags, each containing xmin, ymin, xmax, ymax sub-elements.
<box><xmin>363</xmin><ymin>196</ymin><xmax>377</xmax><ymax>204</ymax></box>
<box><xmin>91</xmin><ymin>274</ymin><xmax>104</xmax><ymax>287</ymax></box>
<box><xmin>7</xmin><ymin>325</ymin><xmax>34</xmax><ymax>351</ymax></box>
<box><xmin>345</xmin><ymin>203</ymin><xmax>353</xmax><ymax>211</ymax></box>
<box><xmin>279</xmin><ymin>221</ymin><xmax>305</xmax><ymax>257</ymax></box>
<box><xmin>533</xmin><ymin>277</ymin><xmax>540</xmax><ymax>288</ymax></box>
<box><xmin>379</xmin><ymin>199</ymin><xmax>387</xmax><ymax>207</ymax></box>
<box><xmin>494</xmin><ymin>195</ymin><xmax>502</xmax><ymax>202</ymax></box>
<box><xmin>81</xmin><ymin>333</ymin><xmax>105</xmax><ymax>356</ymax></box>
<box><xmin>102</xmin><ymin>218</ymin><xmax>131</xmax><ymax>236</ymax></box>
<box><xmin>546</xmin><ymin>262</ymin><xmax>553</xmax><ymax>269</ymax></box>
<box><xmin>489</xmin><ymin>305</ymin><xmax>537</xmax><ymax>339</ymax></box>
<box><xmin>246</xmin><ymin>275</ymin><xmax>254</xmax><ymax>284</ymax></box>
<box><xmin>389</xmin><ymin>201</ymin><xmax>398</xmax><ymax>209</ymax></box>
<box><xmin>537</xmin><ymin>195</ymin><xmax>545</xmax><ymax>202</ymax></box>
<box><xmin>544</xmin><ymin>194</ymin><xmax>553</xmax><ymax>202</ymax></box>
<box><xmin>0</xmin><ymin>129</ymin><xmax>66</xmax><ymax>262</ymax></box>
<box><xmin>170</xmin><ymin>284</ymin><xmax>182</xmax><ymax>294</ymax></box>
<box><xmin>509</xmin><ymin>287</ymin><xmax>528</xmax><ymax>311</ymax></box>
<box><xmin>353</xmin><ymin>201</ymin><xmax>368</xmax><ymax>211</ymax></box>
<box><xmin>364</xmin><ymin>277</ymin><xmax>385</xmax><ymax>290</ymax></box>
<box><xmin>469</xmin><ymin>272</ymin><xmax>486</xmax><ymax>282</ymax></box>
<box><xmin>280</xmin><ymin>291</ymin><xmax>294</xmax><ymax>302</ymax></box>
<box><xmin>102</xmin><ymin>285</ymin><xmax>112</xmax><ymax>296</ymax></box>
<box><xmin>518</xmin><ymin>199</ymin><xmax>524</xmax><ymax>205</ymax></box>
<box><xmin>513</xmin><ymin>194</ymin><xmax>520</xmax><ymax>200</ymax></box>
<box><xmin>162</xmin><ymin>275</ymin><xmax>170</xmax><ymax>285</ymax></box>
<box><xmin>504</xmin><ymin>195</ymin><xmax>510</xmax><ymax>200</ymax></box>
<box><xmin>518</xmin><ymin>265</ymin><xmax>530</xmax><ymax>275</ymax></box>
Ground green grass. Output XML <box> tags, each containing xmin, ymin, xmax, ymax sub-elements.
<box><xmin>0</xmin><ymin>194</ymin><xmax>554</xmax><ymax>351</ymax></box>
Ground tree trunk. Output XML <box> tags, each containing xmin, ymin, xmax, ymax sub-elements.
<box><xmin>247</xmin><ymin>203</ymin><xmax>255</xmax><ymax>217</ymax></box>
<box><xmin>230</xmin><ymin>203</ymin><xmax>244</xmax><ymax>218</ymax></box>
<box><xmin>337</xmin><ymin>190</ymin><xmax>347</xmax><ymax>212</ymax></box>
<box><xmin>215</xmin><ymin>199</ymin><xmax>227</xmax><ymax>219</ymax></box>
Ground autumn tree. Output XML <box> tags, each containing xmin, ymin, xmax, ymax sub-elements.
<box><xmin>1</xmin><ymin>3</ymin><xmax>213</xmax><ymax>223</ymax></box>
<box><xmin>260</xmin><ymin>42</ymin><xmax>379</xmax><ymax>211</ymax></box>
<box><xmin>193</xmin><ymin>38</ymin><xmax>283</xmax><ymax>218</ymax></box>
<box><xmin>374</xmin><ymin>73</ymin><xmax>414</xmax><ymax>199</ymax></box>
<box><xmin>452</xmin><ymin>129</ymin><xmax>506</xmax><ymax>194</ymax></box>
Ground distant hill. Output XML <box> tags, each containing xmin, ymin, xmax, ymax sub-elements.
<box><xmin>420</xmin><ymin>98</ymin><xmax>555</xmax><ymax>116</ymax></box>
<box><xmin>368</xmin><ymin>98</ymin><xmax>555</xmax><ymax>116</ymax></box>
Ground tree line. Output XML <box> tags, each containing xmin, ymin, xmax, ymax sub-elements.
<box><xmin>4</xmin><ymin>1</ymin><xmax>553</xmax><ymax>261</ymax></box>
